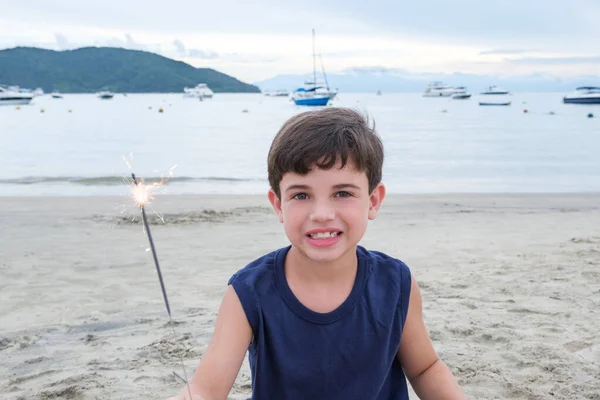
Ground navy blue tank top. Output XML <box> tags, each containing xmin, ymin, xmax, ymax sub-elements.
<box><xmin>228</xmin><ymin>245</ymin><xmax>412</xmax><ymax>400</ymax></box>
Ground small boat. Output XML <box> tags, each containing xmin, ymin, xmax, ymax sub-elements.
<box><xmin>0</xmin><ymin>85</ymin><xmax>34</xmax><ymax>106</ymax></box>
<box><xmin>97</xmin><ymin>91</ymin><xmax>114</xmax><ymax>99</ymax></box>
<box><xmin>451</xmin><ymin>87</ymin><xmax>471</xmax><ymax>99</ymax></box>
<box><xmin>51</xmin><ymin>92</ymin><xmax>63</xmax><ymax>99</ymax></box>
<box><xmin>183</xmin><ymin>83</ymin><xmax>214</xmax><ymax>99</ymax></box>
<box><xmin>376</xmin><ymin>90</ymin><xmax>382</xmax><ymax>96</ymax></box>
<box><xmin>563</xmin><ymin>87</ymin><xmax>600</xmax><ymax>104</ymax></box>
<box><xmin>423</xmin><ymin>82</ymin><xmax>456</xmax><ymax>97</ymax></box>
<box><xmin>479</xmin><ymin>101</ymin><xmax>511</xmax><ymax>106</ymax></box>
<box><xmin>480</xmin><ymin>85</ymin><xmax>510</xmax><ymax>95</ymax></box>
<box><xmin>291</xmin><ymin>29</ymin><xmax>337</xmax><ymax>106</ymax></box>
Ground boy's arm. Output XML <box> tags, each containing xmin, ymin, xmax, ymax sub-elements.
<box><xmin>170</xmin><ymin>285</ymin><xmax>253</xmax><ymax>400</ymax></box>
<box><xmin>397</xmin><ymin>275</ymin><xmax>466</xmax><ymax>400</ymax></box>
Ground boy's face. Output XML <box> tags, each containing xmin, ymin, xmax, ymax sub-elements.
<box><xmin>268</xmin><ymin>159</ymin><xmax>385</xmax><ymax>264</ymax></box>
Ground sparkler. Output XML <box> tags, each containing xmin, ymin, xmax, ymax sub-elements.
<box><xmin>131</xmin><ymin>172</ymin><xmax>193</xmax><ymax>399</ymax></box>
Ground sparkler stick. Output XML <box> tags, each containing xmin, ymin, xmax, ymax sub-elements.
<box><xmin>131</xmin><ymin>173</ymin><xmax>193</xmax><ymax>399</ymax></box>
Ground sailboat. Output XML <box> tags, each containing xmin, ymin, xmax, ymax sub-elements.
<box><xmin>292</xmin><ymin>29</ymin><xmax>337</xmax><ymax>106</ymax></box>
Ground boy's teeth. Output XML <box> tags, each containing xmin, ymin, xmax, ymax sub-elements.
<box><xmin>310</xmin><ymin>232</ymin><xmax>338</xmax><ymax>239</ymax></box>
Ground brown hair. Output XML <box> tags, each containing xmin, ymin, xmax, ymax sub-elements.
<box><xmin>267</xmin><ymin>107</ymin><xmax>384</xmax><ymax>197</ymax></box>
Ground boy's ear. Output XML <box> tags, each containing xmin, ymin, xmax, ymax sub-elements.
<box><xmin>368</xmin><ymin>183</ymin><xmax>386</xmax><ymax>220</ymax></box>
<box><xmin>268</xmin><ymin>189</ymin><xmax>284</xmax><ymax>223</ymax></box>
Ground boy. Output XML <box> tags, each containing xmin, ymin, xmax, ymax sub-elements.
<box><xmin>169</xmin><ymin>108</ymin><xmax>465</xmax><ymax>399</ymax></box>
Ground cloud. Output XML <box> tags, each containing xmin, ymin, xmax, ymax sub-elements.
<box><xmin>506</xmin><ymin>55</ymin><xmax>600</xmax><ymax>64</ymax></box>
<box><xmin>124</xmin><ymin>34</ymin><xmax>145</xmax><ymax>50</ymax></box>
<box><xmin>171</xmin><ymin>38</ymin><xmax>218</xmax><ymax>59</ymax></box>
<box><xmin>188</xmin><ymin>48</ymin><xmax>218</xmax><ymax>59</ymax></box>
<box><xmin>172</xmin><ymin>39</ymin><xmax>186</xmax><ymax>57</ymax></box>
<box><xmin>308</xmin><ymin>0</ymin><xmax>600</xmax><ymax>45</ymax></box>
<box><xmin>1</xmin><ymin>1</ymin><xmax>370</xmax><ymax>37</ymax></box>
<box><xmin>93</xmin><ymin>34</ymin><xmax>148</xmax><ymax>51</ymax></box>
<box><xmin>479</xmin><ymin>49</ymin><xmax>536</xmax><ymax>55</ymax></box>
<box><xmin>54</xmin><ymin>33</ymin><xmax>70</xmax><ymax>50</ymax></box>
<box><xmin>342</xmin><ymin>66</ymin><xmax>410</xmax><ymax>75</ymax></box>
<box><xmin>218</xmin><ymin>53</ymin><xmax>280</xmax><ymax>63</ymax></box>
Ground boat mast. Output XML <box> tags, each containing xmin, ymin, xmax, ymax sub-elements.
<box><xmin>319</xmin><ymin>53</ymin><xmax>330</xmax><ymax>90</ymax></box>
<box><xmin>312</xmin><ymin>28</ymin><xmax>317</xmax><ymax>89</ymax></box>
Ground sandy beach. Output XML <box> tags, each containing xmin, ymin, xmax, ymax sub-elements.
<box><xmin>1</xmin><ymin>193</ymin><xmax>599</xmax><ymax>400</ymax></box>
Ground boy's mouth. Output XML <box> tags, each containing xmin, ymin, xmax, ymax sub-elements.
<box><xmin>306</xmin><ymin>231</ymin><xmax>343</xmax><ymax>239</ymax></box>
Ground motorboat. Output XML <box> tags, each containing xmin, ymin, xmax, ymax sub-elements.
<box><xmin>451</xmin><ymin>87</ymin><xmax>471</xmax><ymax>99</ymax></box>
<box><xmin>480</xmin><ymin>85</ymin><xmax>510</xmax><ymax>95</ymax></box>
<box><xmin>292</xmin><ymin>29</ymin><xmax>337</xmax><ymax>106</ymax></box>
<box><xmin>563</xmin><ymin>87</ymin><xmax>600</xmax><ymax>104</ymax></box>
<box><xmin>184</xmin><ymin>83</ymin><xmax>214</xmax><ymax>99</ymax></box>
<box><xmin>51</xmin><ymin>92</ymin><xmax>63</xmax><ymax>99</ymax></box>
<box><xmin>0</xmin><ymin>85</ymin><xmax>34</xmax><ymax>106</ymax></box>
<box><xmin>97</xmin><ymin>91</ymin><xmax>114</xmax><ymax>99</ymax></box>
<box><xmin>423</xmin><ymin>82</ymin><xmax>456</xmax><ymax>97</ymax></box>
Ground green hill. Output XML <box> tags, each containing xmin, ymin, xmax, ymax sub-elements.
<box><xmin>0</xmin><ymin>47</ymin><xmax>261</xmax><ymax>93</ymax></box>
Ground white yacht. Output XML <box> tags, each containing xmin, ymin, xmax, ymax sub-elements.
<box><xmin>183</xmin><ymin>83</ymin><xmax>214</xmax><ymax>99</ymax></box>
<box><xmin>423</xmin><ymin>82</ymin><xmax>456</xmax><ymax>97</ymax></box>
<box><xmin>480</xmin><ymin>85</ymin><xmax>510</xmax><ymax>95</ymax></box>
<box><xmin>451</xmin><ymin>87</ymin><xmax>471</xmax><ymax>99</ymax></box>
<box><xmin>0</xmin><ymin>85</ymin><xmax>34</xmax><ymax>106</ymax></box>
<box><xmin>563</xmin><ymin>87</ymin><xmax>600</xmax><ymax>104</ymax></box>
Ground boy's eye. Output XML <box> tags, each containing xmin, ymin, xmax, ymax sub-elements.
<box><xmin>292</xmin><ymin>193</ymin><xmax>309</xmax><ymax>200</ymax></box>
<box><xmin>335</xmin><ymin>191</ymin><xmax>352</xmax><ymax>198</ymax></box>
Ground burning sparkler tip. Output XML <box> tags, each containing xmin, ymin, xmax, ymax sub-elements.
<box><xmin>130</xmin><ymin>172</ymin><xmax>151</xmax><ymax>207</ymax></box>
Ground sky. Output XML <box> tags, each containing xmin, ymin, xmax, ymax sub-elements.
<box><xmin>2</xmin><ymin>0</ymin><xmax>600</xmax><ymax>82</ymax></box>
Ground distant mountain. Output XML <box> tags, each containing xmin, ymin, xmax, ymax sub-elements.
<box><xmin>0</xmin><ymin>47</ymin><xmax>260</xmax><ymax>93</ymax></box>
<box><xmin>255</xmin><ymin>68</ymin><xmax>599</xmax><ymax>93</ymax></box>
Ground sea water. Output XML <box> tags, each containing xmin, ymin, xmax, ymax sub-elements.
<box><xmin>1</xmin><ymin>92</ymin><xmax>598</xmax><ymax>196</ymax></box>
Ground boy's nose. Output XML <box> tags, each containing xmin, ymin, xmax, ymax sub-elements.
<box><xmin>310</xmin><ymin>201</ymin><xmax>335</xmax><ymax>222</ymax></box>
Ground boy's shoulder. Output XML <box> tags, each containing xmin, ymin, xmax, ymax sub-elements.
<box><xmin>359</xmin><ymin>246</ymin><xmax>411</xmax><ymax>275</ymax></box>
<box><xmin>228</xmin><ymin>247</ymin><xmax>285</xmax><ymax>287</ymax></box>
<box><xmin>360</xmin><ymin>247</ymin><xmax>413</xmax><ymax>326</ymax></box>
